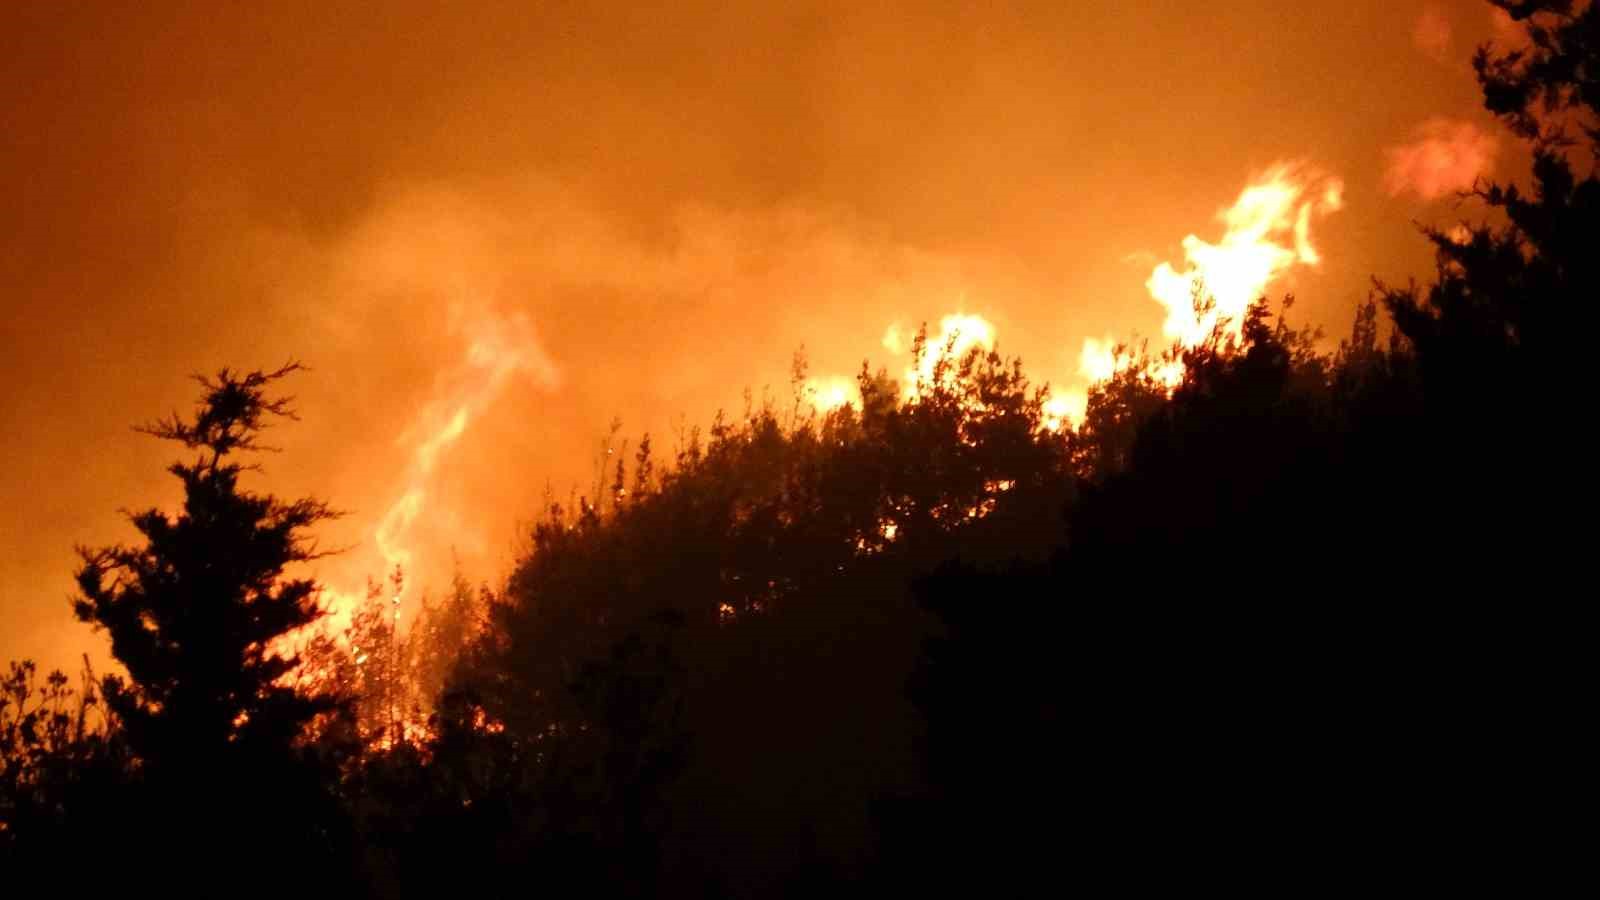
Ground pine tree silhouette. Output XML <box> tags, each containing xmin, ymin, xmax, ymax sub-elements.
<box><xmin>72</xmin><ymin>363</ymin><xmax>353</xmax><ymax>887</ymax></box>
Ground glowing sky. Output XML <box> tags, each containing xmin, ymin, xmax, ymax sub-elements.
<box><xmin>1</xmin><ymin>1</ymin><xmax>1519</xmax><ymax>668</ymax></box>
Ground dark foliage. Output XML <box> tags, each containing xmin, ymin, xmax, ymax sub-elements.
<box><xmin>6</xmin><ymin>364</ymin><xmax>358</xmax><ymax>890</ymax></box>
<box><xmin>895</xmin><ymin>6</ymin><xmax>1593</xmax><ymax>890</ymax></box>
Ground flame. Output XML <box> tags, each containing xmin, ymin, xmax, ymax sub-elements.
<box><xmin>800</xmin><ymin>312</ymin><xmax>999</xmax><ymax>426</ymax></box>
<box><xmin>1037</xmin><ymin>163</ymin><xmax>1343</xmax><ymax>430</ymax></box>
<box><xmin>1078</xmin><ymin>336</ymin><xmax>1120</xmax><ymax>384</ymax></box>
<box><xmin>1041</xmin><ymin>392</ymin><xmax>1080</xmax><ymax>432</ymax></box>
<box><xmin>928</xmin><ymin>313</ymin><xmax>996</xmax><ymax>361</ymax></box>
<box><xmin>881</xmin><ymin>323</ymin><xmax>906</xmax><ymax>355</ymax></box>
<box><xmin>324</xmin><ymin>310</ymin><xmax>559</xmax><ymax>626</ymax></box>
<box><xmin>800</xmin><ymin>164</ymin><xmax>1343</xmax><ymax>435</ymax></box>
<box><xmin>377</xmin><ymin>311</ymin><xmax>558</xmax><ymax>594</ymax></box>
<box><xmin>1040</xmin><ymin>338</ymin><xmax>1117</xmax><ymax>430</ymax></box>
<box><xmin>1046</xmin><ymin>163</ymin><xmax>1342</xmax><ymax>426</ymax></box>
<box><xmin>1147</xmin><ymin>163</ymin><xmax>1342</xmax><ymax>347</ymax></box>
<box><xmin>903</xmin><ymin>312</ymin><xmax>996</xmax><ymax>398</ymax></box>
<box><xmin>803</xmin><ymin>374</ymin><xmax>860</xmax><ymax>412</ymax></box>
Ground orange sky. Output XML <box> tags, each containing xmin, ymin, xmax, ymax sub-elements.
<box><xmin>1</xmin><ymin>1</ymin><xmax>1519</xmax><ymax>669</ymax></box>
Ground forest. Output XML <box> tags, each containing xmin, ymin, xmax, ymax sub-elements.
<box><xmin>2</xmin><ymin>3</ymin><xmax>1589</xmax><ymax>894</ymax></box>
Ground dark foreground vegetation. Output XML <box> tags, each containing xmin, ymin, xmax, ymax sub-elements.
<box><xmin>3</xmin><ymin>4</ymin><xmax>1590</xmax><ymax>894</ymax></box>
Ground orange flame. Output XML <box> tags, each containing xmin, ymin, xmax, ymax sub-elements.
<box><xmin>1040</xmin><ymin>162</ymin><xmax>1343</xmax><ymax>428</ymax></box>
<box><xmin>903</xmin><ymin>313</ymin><xmax>997</xmax><ymax>400</ymax></box>
<box><xmin>803</xmin><ymin>374</ymin><xmax>861</xmax><ymax>412</ymax></box>
<box><xmin>794</xmin><ymin>166</ymin><xmax>1342</xmax><ymax>435</ymax></box>
<box><xmin>375</xmin><ymin>311</ymin><xmax>559</xmax><ymax>599</ymax></box>
<box><xmin>804</xmin><ymin>312</ymin><xmax>999</xmax><ymax>414</ymax></box>
<box><xmin>1040</xmin><ymin>336</ymin><xmax>1121</xmax><ymax>428</ymax></box>
<box><xmin>302</xmin><ymin>310</ymin><xmax>561</xmax><ymax>636</ymax></box>
<box><xmin>1147</xmin><ymin>162</ymin><xmax>1343</xmax><ymax>347</ymax></box>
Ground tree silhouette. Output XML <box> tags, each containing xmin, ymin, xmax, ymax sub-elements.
<box><xmin>0</xmin><ymin>656</ymin><xmax>129</xmax><ymax>869</ymax></box>
<box><xmin>1391</xmin><ymin>0</ymin><xmax>1594</xmax><ymax>404</ymax></box>
<box><xmin>896</xmin><ymin>5</ymin><xmax>1594</xmax><ymax>891</ymax></box>
<box><xmin>70</xmin><ymin>363</ymin><xmax>354</xmax><ymax>887</ymax></box>
<box><xmin>74</xmin><ymin>363</ymin><xmax>337</xmax><ymax>765</ymax></box>
<box><xmin>1381</xmin><ymin>0</ymin><xmax>1593</xmax><ymax>584</ymax></box>
<box><xmin>388</xmin><ymin>333</ymin><xmax>1077</xmax><ymax>895</ymax></box>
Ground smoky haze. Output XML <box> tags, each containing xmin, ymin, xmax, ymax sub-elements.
<box><xmin>1</xmin><ymin>1</ymin><xmax>1510</xmax><ymax>666</ymax></box>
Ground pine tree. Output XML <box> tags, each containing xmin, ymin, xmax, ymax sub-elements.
<box><xmin>71</xmin><ymin>363</ymin><xmax>351</xmax><ymax>882</ymax></box>
<box><xmin>1387</xmin><ymin>0</ymin><xmax>1595</xmax><ymax>404</ymax></box>
<box><xmin>1381</xmin><ymin>0</ymin><xmax>1594</xmax><ymax>577</ymax></box>
<box><xmin>74</xmin><ymin>363</ymin><xmax>336</xmax><ymax>764</ymax></box>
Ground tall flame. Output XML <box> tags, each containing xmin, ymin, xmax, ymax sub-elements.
<box><xmin>1041</xmin><ymin>336</ymin><xmax>1121</xmax><ymax>427</ymax></box>
<box><xmin>904</xmin><ymin>313</ymin><xmax>996</xmax><ymax>399</ymax></box>
<box><xmin>803</xmin><ymin>374</ymin><xmax>860</xmax><ymax>413</ymax></box>
<box><xmin>803</xmin><ymin>312</ymin><xmax>998</xmax><ymax>413</ymax></box>
<box><xmin>772</xmin><ymin>165</ymin><xmax>1341</xmax><ymax>435</ymax></box>
<box><xmin>369</xmin><ymin>310</ymin><xmax>559</xmax><ymax>607</ymax></box>
<box><xmin>1146</xmin><ymin>162</ymin><xmax>1343</xmax><ymax>346</ymax></box>
<box><xmin>1042</xmin><ymin>162</ymin><xmax>1343</xmax><ymax>428</ymax></box>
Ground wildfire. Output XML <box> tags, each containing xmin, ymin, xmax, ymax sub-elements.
<box><xmin>1038</xmin><ymin>162</ymin><xmax>1344</xmax><ymax>428</ymax></box>
<box><xmin>881</xmin><ymin>323</ymin><xmax>906</xmax><ymax>355</ymax></box>
<box><xmin>803</xmin><ymin>374</ymin><xmax>860</xmax><ymax>412</ymax></box>
<box><xmin>1041</xmin><ymin>393</ymin><xmax>1078</xmax><ymax>432</ymax></box>
<box><xmin>1146</xmin><ymin>162</ymin><xmax>1343</xmax><ymax>347</ymax></box>
<box><xmin>903</xmin><ymin>313</ymin><xmax>997</xmax><ymax>399</ymax></box>
<box><xmin>373</xmin><ymin>310</ymin><xmax>559</xmax><ymax>603</ymax></box>
<box><xmin>305</xmin><ymin>309</ymin><xmax>559</xmax><ymax>637</ymax></box>
<box><xmin>803</xmin><ymin>312</ymin><xmax>999</xmax><ymax>414</ymax></box>
<box><xmin>802</xmin><ymin>164</ymin><xmax>1343</xmax><ymax>433</ymax></box>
